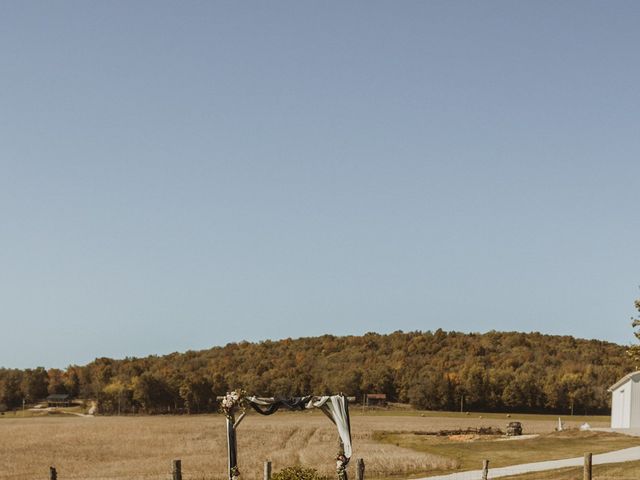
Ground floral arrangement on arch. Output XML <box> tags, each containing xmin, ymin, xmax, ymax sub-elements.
<box><xmin>220</xmin><ymin>390</ymin><xmax>247</xmax><ymax>418</ymax></box>
<box><xmin>230</xmin><ymin>466</ymin><xmax>241</xmax><ymax>480</ymax></box>
<box><xmin>335</xmin><ymin>453</ymin><xmax>348</xmax><ymax>480</ymax></box>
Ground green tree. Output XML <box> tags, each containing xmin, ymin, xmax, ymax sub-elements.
<box><xmin>461</xmin><ymin>365</ymin><xmax>489</xmax><ymax>409</ymax></box>
<box><xmin>559</xmin><ymin>373</ymin><xmax>583</xmax><ymax>415</ymax></box>
<box><xmin>132</xmin><ymin>372</ymin><xmax>172</xmax><ymax>413</ymax></box>
<box><xmin>406</xmin><ymin>369</ymin><xmax>448</xmax><ymax>410</ymax></box>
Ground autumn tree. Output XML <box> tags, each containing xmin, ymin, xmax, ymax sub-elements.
<box><xmin>0</xmin><ymin>369</ymin><xmax>23</xmax><ymax>409</ymax></box>
<box><xmin>2</xmin><ymin>330</ymin><xmax>635</xmax><ymax>414</ymax></box>
<box><xmin>47</xmin><ymin>368</ymin><xmax>68</xmax><ymax>395</ymax></box>
<box><xmin>20</xmin><ymin>368</ymin><xmax>48</xmax><ymax>403</ymax></box>
<box><xmin>103</xmin><ymin>379</ymin><xmax>132</xmax><ymax>414</ymax></box>
<box><xmin>628</xmin><ymin>295</ymin><xmax>640</xmax><ymax>367</ymax></box>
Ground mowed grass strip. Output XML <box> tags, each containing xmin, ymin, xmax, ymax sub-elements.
<box><xmin>374</xmin><ymin>430</ymin><xmax>640</xmax><ymax>476</ymax></box>
<box><xmin>498</xmin><ymin>459</ymin><xmax>640</xmax><ymax>480</ymax></box>
<box><xmin>354</xmin><ymin>407</ymin><xmax>610</xmax><ymax>424</ymax></box>
<box><xmin>0</xmin><ymin>406</ymin><xmax>84</xmax><ymax>419</ymax></box>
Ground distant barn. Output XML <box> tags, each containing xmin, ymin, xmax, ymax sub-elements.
<box><xmin>609</xmin><ymin>371</ymin><xmax>640</xmax><ymax>428</ymax></box>
<box><xmin>364</xmin><ymin>393</ymin><xmax>387</xmax><ymax>407</ymax></box>
<box><xmin>47</xmin><ymin>394</ymin><xmax>72</xmax><ymax>408</ymax></box>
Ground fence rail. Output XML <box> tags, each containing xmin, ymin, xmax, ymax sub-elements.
<box><xmin>46</xmin><ymin>459</ymin><xmax>368</xmax><ymax>480</ymax></box>
<box><xmin>43</xmin><ymin>454</ymin><xmax>604</xmax><ymax>480</ymax></box>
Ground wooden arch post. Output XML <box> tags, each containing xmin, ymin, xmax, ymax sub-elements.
<box><xmin>219</xmin><ymin>393</ymin><xmax>352</xmax><ymax>480</ymax></box>
<box><xmin>223</xmin><ymin>402</ymin><xmax>247</xmax><ymax>480</ymax></box>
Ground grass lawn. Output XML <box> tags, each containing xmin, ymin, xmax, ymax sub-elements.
<box><xmin>499</xmin><ymin>459</ymin><xmax>640</xmax><ymax>479</ymax></box>
<box><xmin>352</xmin><ymin>407</ymin><xmax>610</xmax><ymax>424</ymax></box>
<box><xmin>0</xmin><ymin>405</ymin><xmax>85</xmax><ymax>419</ymax></box>
<box><xmin>375</xmin><ymin>430</ymin><xmax>640</xmax><ymax>477</ymax></box>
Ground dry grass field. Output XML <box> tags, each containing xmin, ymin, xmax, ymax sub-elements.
<box><xmin>0</xmin><ymin>411</ymin><xmax>618</xmax><ymax>480</ymax></box>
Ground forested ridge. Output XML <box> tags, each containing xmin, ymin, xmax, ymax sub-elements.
<box><xmin>0</xmin><ymin>330</ymin><xmax>633</xmax><ymax>415</ymax></box>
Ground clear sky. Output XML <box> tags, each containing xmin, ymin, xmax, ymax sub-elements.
<box><xmin>1</xmin><ymin>1</ymin><xmax>639</xmax><ymax>369</ymax></box>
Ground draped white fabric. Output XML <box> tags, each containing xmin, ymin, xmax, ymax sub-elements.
<box><xmin>307</xmin><ymin>395</ymin><xmax>352</xmax><ymax>459</ymax></box>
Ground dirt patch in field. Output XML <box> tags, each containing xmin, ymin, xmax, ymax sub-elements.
<box><xmin>497</xmin><ymin>434</ymin><xmax>540</xmax><ymax>441</ymax></box>
<box><xmin>447</xmin><ymin>434</ymin><xmax>484</xmax><ymax>442</ymax></box>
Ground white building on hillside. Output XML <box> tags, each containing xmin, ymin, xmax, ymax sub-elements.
<box><xmin>609</xmin><ymin>371</ymin><xmax>640</xmax><ymax>428</ymax></box>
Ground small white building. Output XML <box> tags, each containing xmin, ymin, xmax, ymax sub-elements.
<box><xmin>608</xmin><ymin>371</ymin><xmax>640</xmax><ymax>428</ymax></box>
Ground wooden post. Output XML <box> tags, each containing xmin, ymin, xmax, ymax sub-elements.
<box><xmin>584</xmin><ymin>453</ymin><xmax>592</xmax><ymax>480</ymax></box>
<box><xmin>355</xmin><ymin>458</ymin><xmax>365</xmax><ymax>480</ymax></box>
<box><xmin>481</xmin><ymin>460</ymin><xmax>489</xmax><ymax>480</ymax></box>
<box><xmin>264</xmin><ymin>461</ymin><xmax>272</xmax><ymax>480</ymax></box>
<box><xmin>336</xmin><ymin>439</ymin><xmax>348</xmax><ymax>480</ymax></box>
<box><xmin>49</xmin><ymin>467</ymin><xmax>57</xmax><ymax>480</ymax></box>
<box><xmin>172</xmin><ymin>459</ymin><xmax>182</xmax><ymax>480</ymax></box>
<box><xmin>226</xmin><ymin>415</ymin><xmax>238</xmax><ymax>480</ymax></box>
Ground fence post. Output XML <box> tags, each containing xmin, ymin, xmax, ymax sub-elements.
<box><xmin>264</xmin><ymin>461</ymin><xmax>272</xmax><ymax>480</ymax></box>
<box><xmin>481</xmin><ymin>460</ymin><xmax>489</xmax><ymax>480</ymax></box>
<box><xmin>172</xmin><ymin>459</ymin><xmax>182</xmax><ymax>480</ymax></box>
<box><xmin>355</xmin><ymin>458</ymin><xmax>365</xmax><ymax>480</ymax></box>
<box><xmin>49</xmin><ymin>467</ymin><xmax>57</xmax><ymax>480</ymax></box>
<box><xmin>584</xmin><ymin>453</ymin><xmax>592</xmax><ymax>480</ymax></box>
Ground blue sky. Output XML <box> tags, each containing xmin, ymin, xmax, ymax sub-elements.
<box><xmin>1</xmin><ymin>1</ymin><xmax>639</xmax><ymax>368</ymax></box>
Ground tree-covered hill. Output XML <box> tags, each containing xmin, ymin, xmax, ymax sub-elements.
<box><xmin>0</xmin><ymin>330</ymin><xmax>633</xmax><ymax>415</ymax></box>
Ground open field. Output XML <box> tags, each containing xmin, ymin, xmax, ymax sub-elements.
<box><xmin>0</xmin><ymin>411</ymin><xmax>628</xmax><ymax>480</ymax></box>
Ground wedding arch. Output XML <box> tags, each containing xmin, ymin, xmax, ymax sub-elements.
<box><xmin>220</xmin><ymin>392</ymin><xmax>353</xmax><ymax>480</ymax></box>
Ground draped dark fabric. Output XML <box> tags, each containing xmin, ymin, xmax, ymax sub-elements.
<box><xmin>248</xmin><ymin>402</ymin><xmax>280</xmax><ymax>415</ymax></box>
<box><xmin>247</xmin><ymin>396</ymin><xmax>313</xmax><ymax>415</ymax></box>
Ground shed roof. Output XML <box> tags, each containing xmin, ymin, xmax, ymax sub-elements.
<box><xmin>47</xmin><ymin>394</ymin><xmax>71</xmax><ymax>401</ymax></box>
<box><xmin>366</xmin><ymin>393</ymin><xmax>387</xmax><ymax>399</ymax></box>
<box><xmin>608</xmin><ymin>371</ymin><xmax>640</xmax><ymax>392</ymax></box>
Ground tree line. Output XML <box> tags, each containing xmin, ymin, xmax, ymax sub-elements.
<box><xmin>0</xmin><ymin>330</ymin><xmax>633</xmax><ymax>415</ymax></box>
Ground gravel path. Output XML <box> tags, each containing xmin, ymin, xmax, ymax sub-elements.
<box><xmin>414</xmin><ymin>445</ymin><xmax>640</xmax><ymax>480</ymax></box>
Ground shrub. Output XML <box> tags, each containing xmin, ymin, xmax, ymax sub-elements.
<box><xmin>272</xmin><ymin>466</ymin><xmax>330</xmax><ymax>480</ymax></box>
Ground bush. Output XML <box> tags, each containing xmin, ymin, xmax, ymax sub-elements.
<box><xmin>272</xmin><ymin>466</ymin><xmax>330</xmax><ymax>480</ymax></box>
